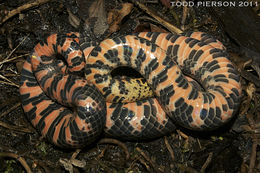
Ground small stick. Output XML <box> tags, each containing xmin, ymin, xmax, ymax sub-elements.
<box><xmin>177</xmin><ymin>129</ymin><xmax>189</xmax><ymax>139</ymax></box>
<box><xmin>0</xmin><ymin>121</ymin><xmax>34</xmax><ymax>133</ymax></box>
<box><xmin>0</xmin><ymin>53</ymin><xmax>30</xmax><ymax>66</ymax></box>
<box><xmin>246</xmin><ymin>112</ymin><xmax>258</xmax><ymax>173</ymax></box>
<box><xmin>136</xmin><ymin>147</ymin><xmax>163</xmax><ymax>173</ymax></box>
<box><xmin>2</xmin><ymin>35</ymin><xmax>29</xmax><ymax>63</ymax></box>
<box><xmin>164</xmin><ymin>136</ymin><xmax>175</xmax><ymax>161</ymax></box>
<box><xmin>0</xmin><ymin>152</ymin><xmax>32</xmax><ymax>173</ymax></box>
<box><xmin>71</xmin><ymin>149</ymin><xmax>81</xmax><ymax>160</ymax></box>
<box><xmin>0</xmin><ymin>74</ymin><xmax>19</xmax><ymax>87</ymax></box>
<box><xmin>131</xmin><ymin>1</ymin><xmax>183</xmax><ymax>34</ymax></box>
<box><xmin>0</xmin><ymin>102</ymin><xmax>21</xmax><ymax>118</ymax></box>
<box><xmin>181</xmin><ymin>0</ymin><xmax>188</xmax><ymax>30</ymax></box>
<box><xmin>248</xmin><ymin>141</ymin><xmax>257</xmax><ymax>173</ymax></box>
<box><xmin>0</xmin><ymin>0</ymin><xmax>51</xmax><ymax>25</ymax></box>
<box><xmin>200</xmin><ymin>152</ymin><xmax>213</xmax><ymax>173</ymax></box>
<box><xmin>98</xmin><ymin>138</ymin><xmax>130</xmax><ymax>160</ymax></box>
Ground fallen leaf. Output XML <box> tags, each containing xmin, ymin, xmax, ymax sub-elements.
<box><xmin>133</xmin><ymin>22</ymin><xmax>168</xmax><ymax>33</ymax></box>
<box><xmin>84</xmin><ymin>0</ymin><xmax>108</xmax><ymax>36</ymax></box>
<box><xmin>107</xmin><ymin>3</ymin><xmax>133</xmax><ymax>33</ymax></box>
<box><xmin>67</xmin><ymin>8</ymin><xmax>80</xmax><ymax>28</ymax></box>
<box><xmin>150</xmin><ymin>23</ymin><xmax>168</xmax><ymax>32</ymax></box>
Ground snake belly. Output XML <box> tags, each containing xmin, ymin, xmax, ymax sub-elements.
<box><xmin>20</xmin><ymin>32</ymin><xmax>241</xmax><ymax>148</ymax></box>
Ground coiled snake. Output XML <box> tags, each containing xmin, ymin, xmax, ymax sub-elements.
<box><xmin>20</xmin><ymin>32</ymin><xmax>241</xmax><ymax>148</ymax></box>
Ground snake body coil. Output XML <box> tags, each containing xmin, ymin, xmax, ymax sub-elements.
<box><xmin>20</xmin><ymin>32</ymin><xmax>241</xmax><ymax>148</ymax></box>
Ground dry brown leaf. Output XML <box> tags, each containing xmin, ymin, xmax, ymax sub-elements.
<box><xmin>134</xmin><ymin>22</ymin><xmax>168</xmax><ymax>33</ymax></box>
<box><xmin>246</xmin><ymin>83</ymin><xmax>256</xmax><ymax>99</ymax></box>
<box><xmin>150</xmin><ymin>23</ymin><xmax>168</xmax><ymax>32</ymax></box>
<box><xmin>67</xmin><ymin>8</ymin><xmax>80</xmax><ymax>28</ymax></box>
<box><xmin>85</xmin><ymin>0</ymin><xmax>108</xmax><ymax>36</ymax></box>
<box><xmin>133</xmin><ymin>23</ymin><xmax>151</xmax><ymax>33</ymax></box>
<box><xmin>107</xmin><ymin>3</ymin><xmax>133</xmax><ymax>33</ymax></box>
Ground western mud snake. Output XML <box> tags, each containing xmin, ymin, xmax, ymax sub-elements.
<box><xmin>20</xmin><ymin>32</ymin><xmax>241</xmax><ymax>148</ymax></box>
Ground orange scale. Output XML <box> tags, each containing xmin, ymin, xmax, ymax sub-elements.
<box><xmin>128</xmin><ymin>105</ymin><xmax>144</xmax><ymax>132</ymax></box>
<box><xmin>61</xmin><ymin>39</ymin><xmax>73</xmax><ymax>52</ymax></box>
<box><xmin>106</xmin><ymin>93</ymin><xmax>117</xmax><ymax>102</ymax></box>
<box><xmin>64</xmin><ymin>121</ymin><xmax>73</xmax><ymax>143</ymax></box>
<box><xmin>196</xmin><ymin>53</ymin><xmax>214</xmax><ymax>67</ymax></box>
<box><xmin>46</xmin><ymin>34</ymin><xmax>57</xmax><ymax>45</ymax></box>
<box><xmin>152</xmin><ymin>99</ymin><xmax>167</xmax><ymax>125</ymax></box>
<box><xmin>21</xmin><ymin>61</ymin><xmax>31</xmax><ymax>70</ymax></box>
<box><xmin>211</xmin><ymin>93</ymin><xmax>227</xmax><ymax>113</ymax></box>
<box><xmin>209</xmin><ymin>67</ymin><xmax>230</xmax><ymax>77</ymax></box>
<box><xmin>35</xmin><ymin>69</ymin><xmax>49</xmax><ymax>81</ymax></box>
<box><xmin>55</xmin><ymin>78</ymin><xmax>68</xmax><ymax>101</ymax></box>
<box><xmin>105</xmin><ymin>103</ymin><xmax>116</xmax><ymax>128</ymax></box>
<box><xmin>31</xmin><ymin>100</ymin><xmax>53</xmax><ymax>126</ymax></box>
<box><xmin>176</xmin><ymin>44</ymin><xmax>190</xmax><ymax>63</ymax></box>
<box><xmin>117</xmin><ymin>46</ymin><xmax>124</xmax><ymax>60</ymax></box>
<box><xmin>28</xmin><ymin>87</ymin><xmax>44</xmax><ymax>98</ymax></box>
<box><xmin>67</xmin><ymin>50</ymin><xmax>82</xmax><ymax>60</ymax></box>
<box><xmin>137</xmin><ymin>32</ymin><xmax>147</xmax><ymax>39</ymax></box>
<box><xmin>40</xmin><ymin>44</ymin><xmax>54</xmax><ymax>57</ymax></box>
<box><xmin>190</xmin><ymin>32</ymin><xmax>203</xmax><ymax>40</ymax></box>
<box><xmin>73</xmin><ymin>37</ymin><xmax>79</xmax><ymax>43</ymax></box>
<box><xmin>31</xmin><ymin>114</ymin><xmax>44</xmax><ymax>127</ymax></box>
<box><xmin>70</xmin><ymin>62</ymin><xmax>85</xmax><ymax>71</ymax></box>
<box><xmin>83</xmin><ymin>47</ymin><xmax>95</xmax><ymax>59</ymax></box>
<box><xmin>100</xmin><ymin>39</ymin><xmax>116</xmax><ymax>53</ymax></box>
<box><xmin>74</xmin><ymin>115</ymin><xmax>92</xmax><ymax>132</ymax></box>
<box><xmin>156</xmin><ymin>33</ymin><xmax>169</xmax><ymax>49</ymax></box>
<box><xmin>41</xmin><ymin>109</ymin><xmax>63</xmax><ymax>136</ymax></box>
<box><xmin>52</xmin><ymin>115</ymin><xmax>70</xmax><ymax>145</ymax></box>
<box><xmin>23</xmin><ymin>103</ymin><xmax>34</xmax><ymax>113</ymax></box>
<box><xmin>181</xmin><ymin>44</ymin><xmax>195</xmax><ymax>60</ymax></box>
<box><xmin>44</xmin><ymin>77</ymin><xmax>55</xmax><ymax>90</ymax></box>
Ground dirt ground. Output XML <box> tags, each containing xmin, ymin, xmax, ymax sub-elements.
<box><xmin>0</xmin><ymin>0</ymin><xmax>259</xmax><ymax>172</ymax></box>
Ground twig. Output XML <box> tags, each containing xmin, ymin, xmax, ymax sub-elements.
<box><xmin>0</xmin><ymin>152</ymin><xmax>32</xmax><ymax>173</ymax></box>
<box><xmin>197</xmin><ymin>138</ymin><xmax>202</xmax><ymax>149</ymax></box>
<box><xmin>0</xmin><ymin>0</ymin><xmax>51</xmax><ymax>25</ymax></box>
<box><xmin>2</xmin><ymin>36</ymin><xmax>29</xmax><ymax>63</ymax></box>
<box><xmin>164</xmin><ymin>136</ymin><xmax>175</xmax><ymax>161</ymax></box>
<box><xmin>178</xmin><ymin>163</ymin><xmax>200</xmax><ymax>173</ymax></box>
<box><xmin>0</xmin><ymin>102</ymin><xmax>21</xmax><ymax>119</ymax></box>
<box><xmin>136</xmin><ymin>147</ymin><xmax>163</xmax><ymax>173</ymax></box>
<box><xmin>138</xmin><ymin>157</ymin><xmax>153</xmax><ymax>172</ymax></box>
<box><xmin>131</xmin><ymin>0</ymin><xmax>183</xmax><ymax>34</ymax></box>
<box><xmin>200</xmin><ymin>152</ymin><xmax>213</xmax><ymax>173</ymax></box>
<box><xmin>177</xmin><ymin>129</ymin><xmax>189</xmax><ymax>139</ymax></box>
<box><xmin>0</xmin><ymin>121</ymin><xmax>34</xmax><ymax>133</ymax></box>
<box><xmin>181</xmin><ymin>0</ymin><xmax>188</xmax><ymax>30</ymax></box>
<box><xmin>0</xmin><ymin>80</ymin><xmax>19</xmax><ymax>87</ymax></box>
<box><xmin>71</xmin><ymin>149</ymin><xmax>81</xmax><ymax>160</ymax></box>
<box><xmin>98</xmin><ymin>138</ymin><xmax>130</xmax><ymax>160</ymax></box>
<box><xmin>0</xmin><ymin>53</ymin><xmax>30</xmax><ymax>66</ymax></box>
<box><xmin>246</xmin><ymin>112</ymin><xmax>258</xmax><ymax>173</ymax></box>
<box><xmin>0</xmin><ymin>74</ymin><xmax>19</xmax><ymax>87</ymax></box>
<box><xmin>240</xmin><ymin>83</ymin><xmax>255</xmax><ymax>116</ymax></box>
<box><xmin>248</xmin><ymin>141</ymin><xmax>257</xmax><ymax>173</ymax></box>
